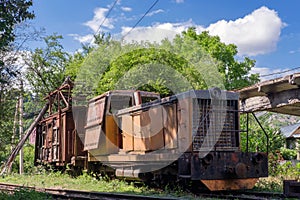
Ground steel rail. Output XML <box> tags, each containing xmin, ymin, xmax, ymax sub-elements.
<box><xmin>0</xmin><ymin>182</ymin><xmax>286</xmax><ymax>199</ymax></box>
<box><xmin>0</xmin><ymin>182</ymin><xmax>177</xmax><ymax>200</ymax></box>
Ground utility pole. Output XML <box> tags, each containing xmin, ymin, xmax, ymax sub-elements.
<box><xmin>8</xmin><ymin>99</ymin><xmax>19</xmax><ymax>174</ymax></box>
<box><xmin>19</xmin><ymin>80</ymin><xmax>24</xmax><ymax>174</ymax></box>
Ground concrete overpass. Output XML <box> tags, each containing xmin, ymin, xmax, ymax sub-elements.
<box><xmin>238</xmin><ymin>72</ymin><xmax>300</xmax><ymax>116</ymax></box>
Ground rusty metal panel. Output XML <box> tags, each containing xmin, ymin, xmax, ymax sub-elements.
<box><xmin>86</xmin><ymin>97</ymin><xmax>105</xmax><ymax>127</ymax></box>
<box><xmin>84</xmin><ymin>125</ymin><xmax>102</xmax><ymax>150</ymax></box>
<box><xmin>133</xmin><ymin>114</ymin><xmax>148</xmax><ymax>151</ymax></box>
<box><xmin>201</xmin><ymin>178</ymin><xmax>258</xmax><ymax>191</ymax></box>
<box><xmin>147</xmin><ymin>106</ymin><xmax>164</xmax><ymax>150</ymax></box>
<box><xmin>163</xmin><ymin>104</ymin><xmax>178</xmax><ymax>149</ymax></box>
<box><xmin>177</xmin><ymin>98</ymin><xmax>192</xmax><ymax>152</ymax></box>
<box><xmin>120</xmin><ymin>114</ymin><xmax>134</xmax><ymax>151</ymax></box>
<box><xmin>72</xmin><ymin>106</ymin><xmax>87</xmax><ymax>144</ymax></box>
<box><xmin>85</xmin><ymin>96</ymin><xmax>106</xmax><ymax>151</ymax></box>
<box><xmin>104</xmin><ymin>115</ymin><xmax>119</xmax><ymax>154</ymax></box>
<box><xmin>190</xmin><ymin>152</ymin><xmax>268</xmax><ymax>180</ymax></box>
<box><xmin>131</xmin><ymin>107</ymin><xmax>165</xmax><ymax>151</ymax></box>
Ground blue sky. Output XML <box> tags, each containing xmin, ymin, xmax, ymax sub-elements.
<box><xmin>30</xmin><ymin>0</ymin><xmax>300</xmax><ymax>80</ymax></box>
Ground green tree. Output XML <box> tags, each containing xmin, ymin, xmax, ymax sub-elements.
<box><xmin>0</xmin><ymin>1</ymin><xmax>34</xmax><ymax>161</ymax></box>
<box><xmin>182</xmin><ymin>28</ymin><xmax>259</xmax><ymax>89</ymax></box>
<box><xmin>26</xmin><ymin>34</ymin><xmax>69</xmax><ymax>98</ymax></box>
<box><xmin>0</xmin><ymin>0</ymin><xmax>34</xmax><ymax>82</ymax></box>
<box><xmin>67</xmin><ymin>29</ymin><xmax>259</xmax><ymax>99</ymax></box>
<box><xmin>69</xmin><ymin>35</ymin><xmax>227</xmax><ymax>98</ymax></box>
<box><xmin>240</xmin><ymin>114</ymin><xmax>284</xmax><ymax>153</ymax></box>
<box><xmin>65</xmin><ymin>52</ymin><xmax>86</xmax><ymax>81</ymax></box>
<box><xmin>0</xmin><ymin>88</ymin><xmax>18</xmax><ymax>162</ymax></box>
<box><xmin>0</xmin><ymin>0</ymin><xmax>34</xmax><ymax>49</ymax></box>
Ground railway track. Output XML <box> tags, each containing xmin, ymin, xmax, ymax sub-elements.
<box><xmin>0</xmin><ymin>182</ymin><xmax>176</xmax><ymax>200</ymax></box>
<box><xmin>197</xmin><ymin>190</ymin><xmax>284</xmax><ymax>199</ymax></box>
<box><xmin>0</xmin><ymin>182</ymin><xmax>285</xmax><ymax>199</ymax></box>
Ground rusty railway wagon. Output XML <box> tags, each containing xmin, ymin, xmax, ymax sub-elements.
<box><xmin>34</xmin><ymin>82</ymin><xmax>268</xmax><ymax>191</ymax></box>
<box><xmin>34</xmin><ymin>80</ymin><xmax>87</xmax><ymax>170</ymax></box>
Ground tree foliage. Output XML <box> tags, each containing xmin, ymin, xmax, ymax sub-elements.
<box><xmin>0</xmin><ymin>0</ymin><xmax>34</xmax><ymax>161</ymax></box>
<box><xmin>0</xmin><ymin>0</ymin><xmax>35</xmax><ymax>84</ymax></box>
<box><xmin>240</xmin><ymin>114</ymin><xmax>284</xmax><ymax>154</ymax></box>
<box><xmin>0</xmin><ymin>88</ymin><xmax>18</xmax><ymax>156</ymax></box>
<box><xmin>0</xmin><ymin>0</ymin><xmax>35</xmax><ymax>50</ymax></box>
<box><xmin>67</xmin><ymin>29</ymin><xmax>259</xmax><ymax>100</ymax></box>
<box><xmin>26</xmin><ymin>34</ymin><xmax>69</xmax><ymax>98</ymax></box>
<box><xmin>182</xmin><ymin>28</ymin><xmax>259</xmax><ymax>89</ymax></box>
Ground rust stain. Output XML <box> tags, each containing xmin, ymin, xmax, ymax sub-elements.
<box><xmin>201</xmin><ymin>178</ymin><xmax>258</xmax><ymax>191</ymax></box>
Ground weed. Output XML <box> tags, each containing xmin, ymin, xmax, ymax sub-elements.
<box><xmin>0</xmin><ymin>188</ymin><xmax>50</xmax><ymax>200</ymax></box>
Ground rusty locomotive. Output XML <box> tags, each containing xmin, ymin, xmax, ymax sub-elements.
<box><xmin>34</xmin><ymin>80</ymin><xmax>268</xmax><ymax>191</ymax></box>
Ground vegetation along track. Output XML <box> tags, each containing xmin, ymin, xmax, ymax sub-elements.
<box><xmin>0</xmin><ymin>182</ymin><xmax>176</xmax><ymax>200</ymax></box>
<box><xmin>0</xmin><ymin>182</ymin><xmax>286</xmax><ymax>199</ymax></box>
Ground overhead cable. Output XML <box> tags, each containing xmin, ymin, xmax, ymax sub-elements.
<box><xmin>122</xmin><ymin>0</ymin><xmax>159</xmax><ymax>40</ymax></box>
<box><xmin>260</xmin><ymin>66</ymin><xmax>300</xmax><ymax>77</ymax></box>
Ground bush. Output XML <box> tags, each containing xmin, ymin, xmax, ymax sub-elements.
<box><xmin>12</xmin><ymin>143</ymin><xmax>35</xmax><ymax>174</ymax></box>
<box><xmin>268</xmin><ymin>152</ymin><xmax>283</xmax><ymax>176</ymax></box>
<box><xmin>254</xmin><ymin>177</ymin><xmax>282</xmax><ymax>192</ymax></box>
<box><xmin>280</xmin><ymin>147</ymin><xmax>297</xmax><ymax>160</ymax></box>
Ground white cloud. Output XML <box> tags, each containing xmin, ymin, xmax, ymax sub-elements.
<box><xmin>146</xmin><ymin>9</ymin><xmax>164</xmax><ymax>17</ymax></box>
<box><xmin>121</xmin><ymin>6</ymin><xmax>285</xmax><ymax>56</ymax></box>
<box><xmin>69</xmin><ymin>33</ymin><xmax>94</xmax><ymax>44</ymax></box>
<box><xmin>207</xmin><ymin>6</ymin><xmax>286</xmax><ymax>56</ymax></box>
<box><xmin>72</xmin><ymin>5</ymin><xmax>285</xmax><ymax>58</ymax></box>
<box><xmin>84</xmin><ymin>7</ymin><xmax>114</xmax><ymax>32</ymax></box>
<box><xmin>121</xmin><ymin>6</ymin><xmax>132</xmax><ymax>12</ymax></box>
<box><xmin>121</xmin><ymin>20</ymin><xmax>204</xmax><ymax>43</ymax></box>
<box><xmin>70</xmin><ymin>6</ymin><xmax>116</xmax><ymax>44</ymax></box>
<box><xmin>289</xmin><ymin>48</ymin><xmax>300</xmax><ymax>54</ymax></box>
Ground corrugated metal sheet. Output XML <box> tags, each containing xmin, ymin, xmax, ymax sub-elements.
<box><xmin>280</xmin><ymin>122</ymin><xmax>300</xmax><ymax>138</ymax></box>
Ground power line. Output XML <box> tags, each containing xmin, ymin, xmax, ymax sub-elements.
<box><xmin>122</xmin><ymin>0</ymin><xmax>159</xmax><ymax>40</ymax></box>
<box><xmin>260</xmin><ymin>66</ymin><xmax>300</xmax><ymax>77</ymax></box>
<box><xmin>93</xmin><ymin>0</ymin><xmax>119</xmax><ymax>37</ymax></box>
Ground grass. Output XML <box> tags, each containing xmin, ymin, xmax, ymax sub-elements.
<box><xmin>0</xmin><ymin>171</ymin><xmax>198</xmax><ymax>199</ymax></box>
<box><xmin>0</xmin><ymin>189</ymin><xmax>51</xmax><ymax>200</ymax></box>
<box><xmin>1</xmin><ymin>166</ymin><xmax>298</xmax><ymax>199</ymax></box>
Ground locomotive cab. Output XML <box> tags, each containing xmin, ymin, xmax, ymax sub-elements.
<box><xmin>177</xmin><ymin>89</ymin><xmax>268</xmax><ymax>190</ymax></box>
